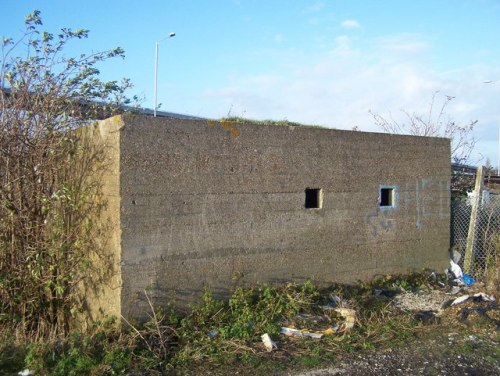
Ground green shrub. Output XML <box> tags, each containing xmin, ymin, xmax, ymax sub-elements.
<box><xmin>24</xmin><ymin>321</ymin><xmax>132</xmax><ymax>375</ymax></box>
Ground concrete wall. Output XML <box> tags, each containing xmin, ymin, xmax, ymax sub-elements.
<box><xmin>83</xmin><ymin>117</ymin><xmax>123</xmax><ymax>322</ymax></box>
<box><xmin>107</xmin><ymin>115</ymin><xmax>450</xmax><ymax>320</ymax></box>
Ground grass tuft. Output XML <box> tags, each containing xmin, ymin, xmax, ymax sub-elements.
<box><xmin>2</xmin><ymin>271</ymin><xmax>497</xmax><ymax>375</ymax></box>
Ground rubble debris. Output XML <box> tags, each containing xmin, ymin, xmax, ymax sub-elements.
<box><xmin>393</xmin><ymin>290</ymin><xmax>449</xmax><ymax>312</ymax></box>
<box><xmin>261</xmin><ymin>333</ymin><xmax>277</xmax><ymax>352</ymax></box>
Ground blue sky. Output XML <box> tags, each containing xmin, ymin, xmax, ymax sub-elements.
<box><xmin>2</xmin><ymin>0</ymin><xmax>500</xmax><ymax>166</ymax></box>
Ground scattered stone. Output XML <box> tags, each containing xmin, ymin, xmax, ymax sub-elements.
<box><xmin>393</xmin><ymin>289</ymin><xmax>449</xmax><ymax>312</ymax></box>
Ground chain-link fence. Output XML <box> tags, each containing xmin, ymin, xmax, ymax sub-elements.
<box><xmin>451</xmin><ymin>191</ymin><xmax>500</xmax><ymax>277</ymax></box>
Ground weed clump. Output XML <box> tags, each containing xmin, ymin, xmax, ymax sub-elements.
<box><xmin>22</xmin><ymin>318</ymin><xmax>133</xmax><ymax>376</ymax></box>
<box><xmin>4</xmin><ymin>272</ymin><xmax>490</xmax><ymax>375</ymax></box>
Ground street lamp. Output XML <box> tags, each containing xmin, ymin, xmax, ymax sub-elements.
<box><xmin>154</xmin><ymin>32</ymin><xmax>176</xmax><ymax>117</ymax></box>
<box><xmin>483</xmin><ymin>80</ymin><xmax>499</xmax><ymax>173</ymax></box>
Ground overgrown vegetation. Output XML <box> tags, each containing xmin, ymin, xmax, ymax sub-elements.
<box><xmin>2</xmin><ymin>272</ymin><xmax>497</xmax><ymax>375</ymax></box>
<box><xmin>0</xmin><ymin>11</ymin><xmax>131</xmax><ymax>338</ymax></box>
<box><xmin>0</xmin><ymin>11</ymin><xmax>496</xmax><ymax>376</ymax></box>
<box><xmin>222</xmin><ymin>116</ymin><xmax>314</xmax><ymax>128</ymax></box>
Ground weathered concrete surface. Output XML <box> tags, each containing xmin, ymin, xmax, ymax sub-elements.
<box><xmin>97</xmin><ymin>115</ymin><xmax>450</xmax><ymax>321</ymax></box>
<box><xmin>82</xmin><ymin>117</ymin><xmax>123</xmax><ymax>322</ymax></box>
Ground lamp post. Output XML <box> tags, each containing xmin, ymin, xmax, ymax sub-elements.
<box><xmin>483</xmin><ymin>80</ymin><xmax>499</xmax><ymax>173</ymax></box>
<box><xmin>154</xmin><ymin>32</ymin><xmax>176</xmax><ymax>117</ymax></box>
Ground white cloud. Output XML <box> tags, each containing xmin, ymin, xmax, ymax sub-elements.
<box><xmin>308</xmin><ymin>17</ymin><xmax>321</xmax><ymax>26</ymax></box>
<box><xmin>340</xmin><ymin>19</ymin><xmax>361</xmax><ymax>29</ymax></box>
<box><xmin>273</xmin><ymin>33</ymin><xmax>285</xmax><ymax>43</ymax></box>
<box><xmin>330</xmin><ymin>35</ymin><xmax>358</xmax><ymax>58</ymax></box>
<box><xmin>197</xmin><ymin>34</ymin><xmax>500</xmax><ymax>165</ymax></box>
<box><xmin>335</xmin><ymin>35</ymin><xmax>350</xmax><ymax>44</ymax></box>
<box><xmin>304</xmin><ymin>1</ymin><xmax>326</xmax><ymax>13</ymax></box>
<box><xmin>376</xmin><ymin>33</ymin><xmax>428</xmax><ymax>53</ymax></box>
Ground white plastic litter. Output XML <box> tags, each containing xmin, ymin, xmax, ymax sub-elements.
<box><xmin>321</xmin><ymin>294</ymin><xmax>347</xmax><ymax>310</ymax></box>
<box><xmin>449</xmin><ymin>260</ymin><xmax>463</xmax><ymax>279</ymax></box>
<box><xmin>280</xmin><ymin>327</ymin><xmax>323</xmax><ymax>339</ymax></box>
<box><xmin>447</xmin><ymin>286</ymin><xmax>462</xmax><ymax>295</ymax></box>
<box><xmin>18</xmin><ymin>370</ymin><xmax>35</xmax><ymax>376</ymax></box>
<box><xmin>451</xmin><ymin>295</ymin><xmax>470</xmax><ymax>306</ymax></box>
<box><xmin>261</xmin><ymin>333</ymin><xmax>277</xmax><ymax>352</ymax></box>
<box><xmin>473</xmin><ymin>293</ymin><xmax>495</xmax><ymax>302</ymax></box>
<box><xmin>333</xmin><ymin>308</ymin><xmax>356</xmax><ymax>330</ymax></box>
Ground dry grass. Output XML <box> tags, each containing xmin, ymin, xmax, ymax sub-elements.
<box><xmin>2</xmin><ymin>272</ymin><xmax>498</xmax><ymax>375</ymax></box>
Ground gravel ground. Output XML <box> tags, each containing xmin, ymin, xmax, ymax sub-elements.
<box><xmin>197</xmin><ymin>286</ymin><xmax>499</xmax><ymax>376</ymax></box>
<box><xmin>294</xmin><ymin>285</ymin><xmax>499</xmax><ymax>376</ymax></box>
<box><xmin>295</xmin><ymin>332</ymin><xmax>499</xmax><ymax>376</ymax></box>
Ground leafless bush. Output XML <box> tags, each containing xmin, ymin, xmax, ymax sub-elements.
<box><xmin>370</xmin><ymin>92</ymin><xmax>477</xmax><ymax>165</ymax></box>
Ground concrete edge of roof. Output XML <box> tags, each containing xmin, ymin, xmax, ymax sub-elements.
<box><xmin>124</xmin><ymin>105</ymin><xmax>207</xmax><ymax>120</ymax></box>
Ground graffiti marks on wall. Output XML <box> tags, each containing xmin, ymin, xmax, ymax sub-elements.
<box><xmin>367</xmin><ymin>209</ymin><xmax>396</xmax><ymax>237</ymax></box>
<box><xmin>415</xmin><ymin>178</ymin><xmax>448</xmax><ymax>229</ymax></box>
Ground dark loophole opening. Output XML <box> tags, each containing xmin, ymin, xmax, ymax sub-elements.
<box><xmin>305</xmin><ymin>188</ymin><xmax>322</xmax><ymax>209</ymax></box>
<box><xmin>380</xmin><ymin>188</ymin><xmax>394</xmax><ymax>207</ymax></box>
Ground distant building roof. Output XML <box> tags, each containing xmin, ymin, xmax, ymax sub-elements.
<box><xmin>1</xmin><ymin>86</ymin><xmax>205</xmax><ymax>121</ymax></box>
<box><xmin>452</xmin><ymin>163</ymin><xmax>477</xmax><ymax>175</ymax></box>
<box><xmin>119</xmin><ymin>104</ymin><xmax>206</xmax><ymax>120</ymax></box>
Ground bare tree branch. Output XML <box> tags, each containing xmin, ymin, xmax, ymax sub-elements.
<box><xmin>369</xmin><ymin>92</ymin><xmax>477</xmax><ymax>165</ymax></box>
